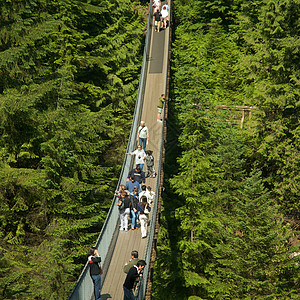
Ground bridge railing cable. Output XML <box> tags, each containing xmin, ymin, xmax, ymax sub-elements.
<box><xmin>135</xmin><ymin>3</ymin><xmax>172</xmax><ymax>299</ymax></box>
<box><xmin>67</xmin><ymin>1</ymin><xmax>153</xmax><ymax>299</ymax></box>
<box><xmin>135</xmin><ymin>101</ymin><xmax>166</xmax><ymax>299</ymax></box>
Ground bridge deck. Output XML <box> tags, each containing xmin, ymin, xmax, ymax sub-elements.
<box><xmin>100</xmin><ymin>19</ymin><xmax>170</xmax><ymax>300</ymax></box>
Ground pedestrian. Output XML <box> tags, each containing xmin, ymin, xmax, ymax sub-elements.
<box><xmin>126</xmin><ymin>145</ymin><xmax>146</xmax><ymax>170</ymax></box>
<box><xmin>123</xmin><ymin>250</ymin><xmax>140</xmax><ymax>274</ymax></box>
<box><xmin>161</xmin><ymin>4</ymin><xmax>169</xmax><ymax>29</ymax></box>
<box><xmin>162</xmin><ymin>1</ymin><xmax>169</xmax><ymax>13</ymax></box>
<box><xmin>152</xmin><ymin>0</ymin><xmax>161</xmax><ymax>12</ymax></box>
<box><xmin>153</xmin><ymin>8</ymin><xmax>162</xmax><ymax>32</ymax></box>
<box><xmin>130</xmin><ymin>187</ymin><xmax>139</xmax><ymax>230</ymax></box>
<box><xmin>115</xmin><ymin>184</ymin><xmax>129</xmax><ymax>197</ymax></box>
<box><xmin>127</xmin><ymin>165</ymin><xmax>145</xmax><ymax>186</ymax></box>
<box><xmin>146</xmin><ymin>186</ymin><xmax>155</xmax><ymax>204</ymax></box>
<box><xmin>117</xmin><ymin>191</ymin><xmax>131</xmax><ymax>231</ymax></box>
<box><xmin>139</xmin><ymin>185</ymin><xmax>148</xmax><ymax>202</ymax></box>
<box><xmin>137</xmin><ymin>196</ymin><xmax>151</xmax><ymax>238</ymax></box>
<box><xmin>136</xmin><ymin>121</ymin><xmax>149</xmax><ymax>151</ymax></box>
<box><xmin>145</xmin><ymin>150</ymin><xmax>156</xmax><ymax>178</ymax></box>
<box><xmin>123</xmin><ymin>260</ymin><xmax>146</xmax><ymax>300</ymax></box>
<box><xmin>157</xmin><ymin>94</ymin><xmax>165</xmax><ymax>122</ymax></box>
<box><xmin>139</xmin><ymin>185</ymin><xmax>154</xmax><ymax>204</ymax></box>
<box><xmin>126</xmin><ymin>176</ymin><xmax>140</xmax><ymax>193</ymax></box>
<box><xmin>88</xmin><ymin>246</ymin><xmax>102</xmax><ymax>300</ymax></box>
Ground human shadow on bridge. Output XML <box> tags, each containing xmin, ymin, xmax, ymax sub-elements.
<box><xmin>101</xmin><ymin>293</ymin><xmax>112</xmax><ymax>300</ymax></box>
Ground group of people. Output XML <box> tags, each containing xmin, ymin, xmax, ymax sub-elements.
<box><xmin>116</xmin><ymin>182</ymin><xmax>154</xmax><ymax>238</ymax></box>
<box><xmin>118</xmin><ymin>119</ymin><xmax>158</xmax><ymax>238</ymax></box>
<box><xmin>87</xmin><ymin>3</ymin><xmax>170</xmax><ymax>300</ymax></box>
<box><xmin>153</xmin><ymin>1</ymin><xmax>169</xmax><ymax>32</ymax></box>
<box><xmin>126</xmin><ymin>120</ymin><xmax>156</xmax><ymax>177</ymax></box>
<box><xmin>88</xmin><ymin>247</ymin><xmax>146</xmax><ymax>300</ymax></box>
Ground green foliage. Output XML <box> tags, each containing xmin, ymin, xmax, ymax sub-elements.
<box><xmin>239</xmin><ymin>0</ymin><xmax>300</xmax><ymax>216</ymax></box>
<box><xmin>207</xmin><ymin>170</ymin><xmax>299</xmax><ymax>299</ymax></box>
<box><xmin>0</xmin><ymin>0</ymin><xmax>146</xmax><ymax>298</ymax></box>
<box><xmin>153</xmin><ymin>0</ymin><xmax>300</xmax><ymax>299</ymax></box>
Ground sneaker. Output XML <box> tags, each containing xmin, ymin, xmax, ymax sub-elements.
<box><xmin>157</xmin><ymin>119</ymin><xmax>162</xmax><ymax>122</ymax></box>
<box><xmin>120</xmin><ymin>228</ymin><xmax>124</xmax><ymax>231</ymax></box>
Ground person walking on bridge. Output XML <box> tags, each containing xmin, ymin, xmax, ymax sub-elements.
<box><xmin>153</xmin><ymin>8</ymin><xmax>162</xmax><ymax>32</ymax></box>
<box><xmin>126</xmin><ymin>145</ymin><xmax>146</xmax><ymax>170</ymax></box>
<box><xmin>152</xmin><ymin>0</ymin><xmax>161</xmax><ymax>12</ymax></box>
<box><xmin>117</xmin><ymin>191</ymin><xmax>131</xmax><ymax>232</ymax></box>
<box><xmin>123</xmin><ymin>250</ymin><xmax>140</xmax><ymax>274</ymax></box>
<box><xmin>162</xmin><ymin>1</ymin><xmax>169</xmax><ymax>12</ymax></box>
<box><xmin>127</xmin><ymin>165</ymin><xmax>145</xmax><ymax>186</ymax></box>
<box><xmin>138</xmin><ymin>196</ymin><xmax>151</xmax><ymax>238</ymax></box>
<box><xmin>129</xmin><ymin>187</ymin><xmax>139</xmax><ymax>230</ymax></box>
<box><xmin>161</xmin><ymin>3</ymin><xmax>169</xmax><ymax>29</ymax></box>
<box><xmin>88</xmin><ymin>246</ymin><xmax>102</xmax><ymax>300</ymax></box>
<box><xmin>136</xmin><ymin>121</ymin><xmax>149</xmax><ymax>151</ymax></box>
<box><xmin>157</xmin><ymin>94</ymin><xmax>165</xmax><ymax>122</ymax></box>
<box><xmin>123</xmin><ymin>260</ymin><xmax>146</xmax><ymax>300</ymax></box>
<box><xmin>126</xmin><ymin>176</ymin><xmax>140</xmax><ymax>193</ymax></box>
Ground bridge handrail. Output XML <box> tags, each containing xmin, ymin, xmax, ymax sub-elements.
<box><xmin>67</xmin><ymin>1</ymin><xmax>153</xmax><ymax>299</ymax></box>
<box><xmin>135</xmin><ymin>2</ymin><xmax>172</xmax><ymax>298</ymax></box>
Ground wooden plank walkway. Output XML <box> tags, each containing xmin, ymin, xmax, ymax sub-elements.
<box><xmin>100</xmin><ymin>15</ymin><xmax>170</xmax><ymax>300</ymax></box>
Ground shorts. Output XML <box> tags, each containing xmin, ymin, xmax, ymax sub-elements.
<box><xmin>157</xmin><ymin>107</ymin><xmax>162</xmax><ymax>113</ymax></box>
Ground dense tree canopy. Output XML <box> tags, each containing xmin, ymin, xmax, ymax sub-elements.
<box><xmin>153</xmin><ymin>0</ymin><xmax>300</xmax><ymax>299</ymax></box>
<box><xmin>0</xmin><ymin>0</ymin><xmax>299</xmax><ymax>299</ymax></box>
<box><xmin>0</xmin><ymin>0</ymin><xmax>147</xmax><ymax>298</ymax></box>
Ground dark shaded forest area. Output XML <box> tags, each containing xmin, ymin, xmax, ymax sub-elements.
<box><xmin>152</xmin><ymin>0</ymin><xmax>300</xmax><ymax>299</ymax></box>
<box><xmin>0</xmin><ymin>0</ymin><xmax>147</xmax><ymax>298</ymax></box>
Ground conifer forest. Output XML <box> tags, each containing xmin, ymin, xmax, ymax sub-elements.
<box><xmin>0</xmin><ymin>0</ymin><xmax>299</xmax><ymax>299</ymax></box>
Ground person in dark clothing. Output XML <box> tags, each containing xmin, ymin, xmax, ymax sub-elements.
<box><xmin>130</xmin><ymin>187</ymin><xmax>139</xmax><ymax>230</ymax></box>
<box><xmin>123</xmin><ymin>260</ymin><xmax>146</xmax><ymax>300</ymax></box>
<box><xmin>153</xmin><ymin>8</ymin><xmax>162</xmax><ymax>32</ymax></box>
<box><xmin>145</xmin><ymin>150</ymin><xmax>156</xmax><ymax>178</ymax></box>
<box><xmin>117</xmin><ymin>191</ymin><xmax>131</xmax><ymax>231</ymax></box>
<box><xmin>88</xmin><ymin>246</ymin><xmax>102</xmax><ymax>300</ymax></box>
<box><xmin>127</xmin><ymin>166</ymin><xmax>145</xmax><ymax>185</ymax></box>
<box><xmin>137</xmin><ymin>196</ymin><xmax>151</xmax><ymax>238</ymax></box>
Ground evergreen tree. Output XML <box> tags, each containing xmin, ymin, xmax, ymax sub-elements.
<box><xmin>207</xmin><ymin>170</ymin><xmax>300</xmax><ymax>299</ymax></box>
<box><xmin>0</xmin><ymin>0</ymin><xmax>147</xmax><ymax>298</ymax></box>
<box><xmin>239</xmin><ymin>0</ymin><xmax>300</xmax><ymax>216</ymax></box>
<box><xmin>153</xmin><ymin>1</ymin><xmax>300</xmax><ymax>299</ymax></box>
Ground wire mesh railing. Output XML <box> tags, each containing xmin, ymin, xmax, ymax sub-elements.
<box><xmin>67</xmin><ymin>1</ymin><xmax>153</xmax><ymax>299</ymax></box>
<box><xmin>135</xmin><ymin>2</ymin><xmax>172</xmax><ymax>298</ymax></box>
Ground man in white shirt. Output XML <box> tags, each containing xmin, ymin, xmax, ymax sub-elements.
<box><xmin>139</xmin><ymin>185</ymin><xmax>155</xmax><ymax>204</ymax></box>
<box><xmin>161</xmin><ymin>4</ymin><xmax>169</xmax><ymax>29</ymax></box>
<box><xmin>162</xmin><ymin>1</ymin><xmax>169</xmax><ymax>12</ymax></box>
<box><xmin>136</xmin><ymin>121</ymin><xmax>149</xmax><ymax>151</ymax></box>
